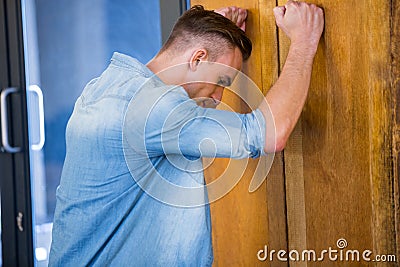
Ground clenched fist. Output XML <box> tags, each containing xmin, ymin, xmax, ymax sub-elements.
<box><xmin>273</xmin><ymin>0</ymin><xmax>324</xmax><ymax>53</ymax></box>
<box><xmin>214</xmin><ymin>6</ymin><xmax>247</xmax><ymax>31</ymax></box>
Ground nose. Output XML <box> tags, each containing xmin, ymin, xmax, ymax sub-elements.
<box><xmin>211</xmin><ymin>86</ymin><xmax>225</xmax><ymax>103</ymax></box>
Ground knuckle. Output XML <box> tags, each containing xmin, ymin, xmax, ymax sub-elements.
<box><xmin>286</xmin><ymin>1</ymin><xmax>296</xmax><ymax>8</ymax></box>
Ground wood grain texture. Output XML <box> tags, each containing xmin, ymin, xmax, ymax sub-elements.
<box><xmin>391</xmin><ymin>0</ymin><xmax>400</xmax><ymax>264</ymax></box>
<box><xmin>258</xmin><ymin>1</ymin><xmax>289</xmax><ymax>266</ymax></box>
<box><xmin>367</xmin><ymin>1</ymin><xmax>397</xmax><ymax>266</ymax></box>
<box><xmin>189</xmin><ymin>0</ymin><xmax>399</xmax><ymax>266</ymax></box>
<box><xmin>277</xmin><ymin>0</ymin><xmax>398</xmax><ymax>266</ymax></box>
<box><xmin>190</xmin><ymin>0</ymin><xmax>284</xmax><ymax>266</ymax></box>
<box><xmin>283</xmin><ymin>120</ymin><xmax>308</xmax><ymax>267</ymax></box>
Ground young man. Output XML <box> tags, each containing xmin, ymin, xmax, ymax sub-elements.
<box><xmin>49</xmin><ymin>1</ymin><xmax>323</xmax><ymax>266</ymax></box>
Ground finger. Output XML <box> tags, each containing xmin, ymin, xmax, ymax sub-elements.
<box><xmin>215</xmin><ymin>6</ymin><xmax>248</xmax><ymax>29</ymax></box>
<box><xmin>285</xmin><ymin>0</ymin><xmax>299</xmax><ymax>9</ymax></box>
<box><xmin>214</xmin><ymin>7</ymin><xmax>228</xmax><ymax>14</ymax></box>
<box><xmin>236</xmin><ymin>8</ymin><xmax>247</xmax><ymax>23</ymax></box>
<box><xmin>239</xmin><ymin>8</ymin><xmax>247</xmax><ymax>19</ymax></box>
<box><xmin>230</xmin><ymin>7</ymin><xmax>239</xmax><ymax>24</ymax></box>
<box><xmin>217</xmin><ymin>10</ymin><xmax>226</xmax><ymax>17</ymax></box>
<box><xmin>240</xmin><ymin>21</ymin><xmax>246</xmax><ymax>31</ymax></box>
<box><xmin>214</xmin><ymin>7</ymin><xmax>229</xmax><ymax>18</ymax></box>
<box><xmin>273</xmin><ymin>6</ymin><xmax>286</xmax><ymax>23</ymax></box>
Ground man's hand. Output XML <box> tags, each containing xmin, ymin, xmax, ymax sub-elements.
<box><xmin>273</xmin><ymin>0</ymin><xmax>324</xmax><ymax>54</ymax></box>
<box><xmin>214</xmin><ymin>6</ymin><xmax>247</xmax><ymax>31</ymax></box>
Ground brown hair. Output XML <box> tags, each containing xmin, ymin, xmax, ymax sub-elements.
<box><xmin>160</xmin><ymin>5</ymin><xmax>252</xmax><ymax>61</ymax></box>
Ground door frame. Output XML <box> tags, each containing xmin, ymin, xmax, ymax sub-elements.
<box><xmin>159</xmin><ymin>0</ymin><xmax>188</xmax><ymax>44</ymax></box>
<box><xmin>1</xmin><ymin>0</ymin><xmax>35</xmax><ymax>266</ymax></box>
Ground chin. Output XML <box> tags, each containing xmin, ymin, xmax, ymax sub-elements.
<box><xmin>197</xmin><ymin>99</ymin><xmax>219</xmax><ymax>109</ymax></box>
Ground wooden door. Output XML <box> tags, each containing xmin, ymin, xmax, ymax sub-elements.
<box><xmin>191</xmin><ymin>0</ymin><xmax>399</xmax><ymax>266</ymax></box>
<box><xmin>279</xmin><ymin>1</ymin><xmax>399</xmax><ymax>266</ymax></box>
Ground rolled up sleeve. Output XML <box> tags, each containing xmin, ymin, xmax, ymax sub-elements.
<box><xmin>139</xmin><ymin>86</ymin><xmax>266</xmax><ymax>159</ymax></box>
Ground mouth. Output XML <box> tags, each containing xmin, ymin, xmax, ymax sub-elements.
<box><xmin>198</xmin><ymin>98</ymin><xmax>220</xmax><ymax>109</ymax></box>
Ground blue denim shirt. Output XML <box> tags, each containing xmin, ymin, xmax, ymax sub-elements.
<box><xmin>49</xmin><ymin>52</ymin><xmax>266</xmax><ymax>266</ymax></box>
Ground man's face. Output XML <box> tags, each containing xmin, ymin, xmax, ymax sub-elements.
<box><xmin>184</xmin><ymin>47</ymin><xmax>243</xmax><ymax>108</ymax></box>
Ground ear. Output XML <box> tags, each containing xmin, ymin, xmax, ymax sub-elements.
<box><xmin>189</xmin><ymin>49</ymin><xmax>209</xmax><ymax>71</ymax></box>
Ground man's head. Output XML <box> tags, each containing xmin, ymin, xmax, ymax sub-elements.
<box><xmin>150</xmin><ymin>5</ymin><xmax>252</xmax><ymax>107</ymax></box>
<box><xmin>160</xmin><ymin>5</ymin><xmax>252</xmax><ymax>62</ymax></box>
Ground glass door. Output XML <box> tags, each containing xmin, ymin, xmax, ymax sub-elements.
<box><xmin>1</xmin><ymin>0</ymin><xmax>35</xmax><ymax>266</ymax></box>
<box><xmin>25</xmin><ymin>1</ymin><xmax>165</xmax><ymax>266</ymax></box>
<box><xmin>1</xmin><ymin>0</ymin><xmax>186</xmax><ymax>265</ymax></box>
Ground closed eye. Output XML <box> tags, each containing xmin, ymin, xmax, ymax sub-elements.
<box><xmin>217</xmin><ymin>75</ymin><xmax>232</xmax><ymax>87</ymax></box>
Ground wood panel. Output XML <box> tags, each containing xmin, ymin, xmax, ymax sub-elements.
<box><xmin>190</xmin><ymin>0</ymin><xmax>399</xmax><ymax>266</ymax></box>
<box><xmin>277</xmin><ymin>0</ymin><xmax>398</xmax><ymax>266</ymax></box>
<box><xmin>391</xmin><ymin>0</ymin><xmax>400</xmax><ymax>263</ymax></box>
<box><xmin>191</xmin><ymin>0</ymin><xmax>285</xmax><ymax>266</ymax></box>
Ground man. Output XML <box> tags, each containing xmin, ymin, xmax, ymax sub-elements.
<box><xmin>49</xmin><ymin>1</ymin><xmax>323</xmax><ymax>266</ymax></box>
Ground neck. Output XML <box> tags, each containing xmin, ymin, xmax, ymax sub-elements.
<box><xmin>146</xmin><ymin>52</ymin><xmax>188</xmax><ymax>86</ymax></box>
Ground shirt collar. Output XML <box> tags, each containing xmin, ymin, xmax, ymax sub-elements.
<box><xmin>110</xmin><ymin>52</ymin><xmax>155</xmax><ymax>78</ymax></box>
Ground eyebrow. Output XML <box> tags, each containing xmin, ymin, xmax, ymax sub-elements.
<box><xmin>218</xmin><ymin>75</ymin><xmax>232</xmax><ymax>87</ymax></box>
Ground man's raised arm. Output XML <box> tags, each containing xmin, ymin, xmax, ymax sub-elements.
<box><xmin>215</xmin><ymin>1</ymin><xmax>324</xmax><ymax>153</ymax></box>
<box><xmin>260</xmin><ymin>1</ymin><xmax>324</xmax><ymax>152</ymax></box>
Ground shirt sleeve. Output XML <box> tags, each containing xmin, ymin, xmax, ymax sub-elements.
<box><xmin>123</xmin><ymin>84</ymin><xmax>266</xmax><ymax>159</ymax></box>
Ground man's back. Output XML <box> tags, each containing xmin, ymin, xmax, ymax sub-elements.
<box><xmin>49</xmin><ymin>53</ymin><xmax>213</xmax><ymax>266</ymax></box>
